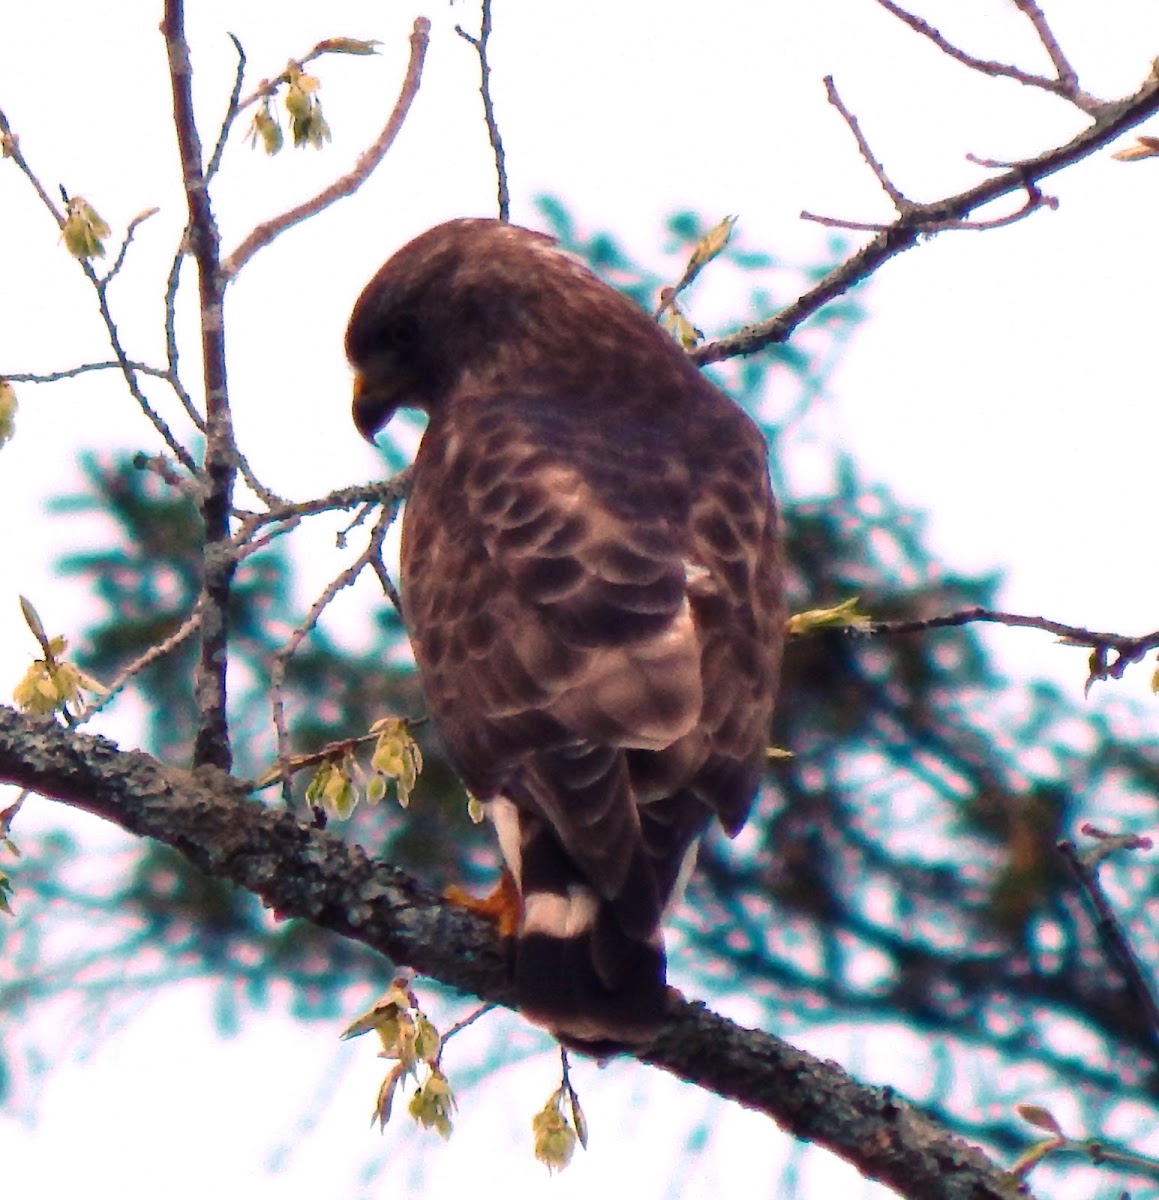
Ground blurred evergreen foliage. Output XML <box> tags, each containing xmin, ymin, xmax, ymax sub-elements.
<box><xmin>5</xmin><ymin>200</ymin><xmax>1159</xmax><ymax>1185</ymax></box>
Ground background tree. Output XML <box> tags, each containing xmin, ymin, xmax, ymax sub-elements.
<box><xmin>3</xmin><ymin>3</ymin><xmax>1159</xmax><ymax>1197</ymax></box>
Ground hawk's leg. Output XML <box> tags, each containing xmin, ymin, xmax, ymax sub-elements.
<box><xmin>444</xmin><ymin>868</ymin><xmax>523</xmax><ymax>938</ymax></box>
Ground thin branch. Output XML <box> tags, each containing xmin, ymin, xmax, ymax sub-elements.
<box><xmin>205</xmin><ymin>34</ymin><xmax>247</xmax><ymax>183</ymax></box>
<box><xmin>949</xmin><ymin>185</ymin><xmax>1058</xmax><ymax>230</ymax></box>
<box><xmin>74</xmin><ymin>607</ymin><xmax>204</xmax><ymax>723</ymax></box>
<box><xmin>160</xmin><ymin>239</ymin><xmax>205</xmax><ymax>431</ymax></box>
<box><xmin>220</xmin><ymin>18</ymin><xmax>431</xmax><ymax>279</ymax></box>
<box><xmin>0</xmin><ymin>704</ymin><xmax>1037</xmax><ymax>1200</ymax></box>
<box><xmin>234</xmin><ymin>37</ymin><xmax>383</xmax><ymax>115</ymax></box>
<box><xmin>163</xmin><ymin>0</ymin><xmax>237</xmax><ymax>771</ymax></box>
<box><xmin>692</xmin><ymin>69</ymin><xmax>1159</xmax><ymax>365</ymax></box>
<box><xmin>4</xmin><ymin>360</ymin><xmax>172</xmax><ymax>385</ymax></box>
<box><xmin>1011</xmin><ymin>0</ymin><xmax>1080</xmax><ymax>94</ymax></box>
<box><xmin>0</xmin><ymin>106</ymin><xmax>65</xmax><ymax>223</ymax></box>
<box><xmin>100</xmin><ymin>206</ymin><xmax>161</xmax><ymax>287</ymax></box>
<box><xmin>802</xmin><ymin>183</ymin><xmax>1059</xmax><ymax>234</ymax></box>
<box><xmin>234</xmin><ymin>471</ymin><xmax>411</xmax><ymax>539</ymax></box>
<box><xmin>456</xmin><ymin>0</ymin><xmax>510</xmax><ymax>222</ymax></box>
<box><xmin>872</xmin><ymin>0</ymin><xmax>1105</xmax><ymax>115</ymax></box>
<box><xmin>864</xmin><ymin>605</ymin><xmax>1159</xmax><ymax>691</ymax></box>
<box><xmin>0</xmin><ymin>106</ymin><xmax>200</xmax><ymax>473</ymax></box>
<box><xmin>268</xmin><ymin>505</ymin><xmax>399</xmax><ymax>803</ymax></box>
<box><xmin>436</xmin><ymin>1003</ymin><xmax>498</xmax><ymax>1064</ymax></box>
<box><xmin>87</xmin><ymin>262</ymin><xmax>199</xmax><ymax>472</ymax></box>
<box><xmin>132</xmin><ymin>451</ymin><xmax>203</xmax><ymax>498</ymax></box>
<box><xmin>1058</xmin><ymin>835</ymin><xmax>1159</xmax><ymax>1048</ymax></box>
<box><xmin>824</xmin><ymin>76</ymin><xmax>911</xmax><ymax>208</ymax></box>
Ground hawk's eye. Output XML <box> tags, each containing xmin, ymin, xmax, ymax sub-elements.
<box><xmin>383</xmin><ymin>313</ymin><xmax>421</xmax><ymax>355</ymax></box>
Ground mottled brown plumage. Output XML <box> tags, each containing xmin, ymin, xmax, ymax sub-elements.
<box><xmin>347</xmin><ymin>219</ymin><xmax>785</xmax><ymax>1050</ymax></box>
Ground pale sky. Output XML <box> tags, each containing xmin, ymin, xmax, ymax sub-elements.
<box><xmin>3</xmin><ymin>1</ymin><xmax>1159</xmax><ymax>1195</ymax></box>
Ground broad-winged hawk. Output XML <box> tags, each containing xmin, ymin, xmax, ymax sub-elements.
<box><xmin>347</xmin><ymin>219</ymin><xmax>785</xmax><ymax>1051</ymax></box>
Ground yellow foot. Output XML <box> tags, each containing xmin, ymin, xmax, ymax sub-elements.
<box><xmin>444</xmin><ymin>868</ymin><xmax>523</xmax><ymax>938</ymax></box>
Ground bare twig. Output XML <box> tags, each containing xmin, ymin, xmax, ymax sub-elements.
<box><xmin>949</xmin><ymin>185</ymin><xmax>1058</xmax><ymax>230</ymax></box>
<box><xmin>693</xmin><ymin>70</ymin><xmax>1159</xmax><ymax>366</ymax></box>
<box><xmin>160</xmin><ymin>240</ymin><xmax>206</xmax><ymax>432</ymax></box>
<box><xmin>1011</xmin><ymin>0</ymin><xmax>1080</xmax><ymax>94</ymax></box>
<box><xmin>0</xmin><ymin>106</ymin><xmax>64</xmax><ymax>222</ymax></box>
<box><xmin>205</xmin><ymin>34</ymin><xmax>247</xmax><ymax>183</ymax></box>
<box><xmin>1058</xmin><ymin>834</ymin><xmax>1159</xmax><ymax>1047</ymax></box>
<box><xmin>101</xmin><ymin>206</ymin><xmax>161</xmax><ymax>287</ymax></box>
<box><xmin>220</xmin><ymin>18</ymin><xmax>431</xmax><ymax>279</ymax></box>
<box><xmin>805</xmin><ymin>183</ymin><xmax>1059</xmax><ymax>234</ymax></box>
<box><xmin>798</xmin><ymin>212</ymin><xmax>893</xmax><ymax>232</ymax></box>
<box><xmin>865</xmin><ymin>605</ymin><xmax>1159</xmax><ymax>691</ymax></box>
<box><xmin>456</xmin><ymin>0</ymin><xmax>510</xmax><ymax>222</ymax></box>
<box><xmin>74</xmin><ymin>607</ymin><xmax>204</xmax><ymax>723</ymax></box>
<box><xmin>872</xmin><ymin>0</ymin><xmax>1105</xmax><ymax>115</ymax></box>
<box><xmin>435</xmin><ymin>1003</ymin><xmax>498</xmax><ymax>1064</ymax></box>
<box><xmin>825</xmin><ymin>76</ymin><xmax>911</xmax><ymax>208</ymax></box>
<box><xmin>268</xmin><ymin>505</ymin><xmax>398</xmax><ymax>803</ymax></box>
<box><xmin>4</xmin><ymin>360</ymin><xmax>171</xmax><ymax>385</ymax></box>
<box><xmin>230</xmin><ymin>472</ymin><xmax>411</xmax><ymax>563</ymax></box>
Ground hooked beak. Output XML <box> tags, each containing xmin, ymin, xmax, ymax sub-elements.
<box><xmin>352</xmin><ymin>372</ymin><xmax>394</xmax><ymax>445</ymax></box>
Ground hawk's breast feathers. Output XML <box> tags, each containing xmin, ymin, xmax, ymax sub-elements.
<box><xmin>347</xmin><ymin>219</ymin><xmax>785</xmax><ymax>1050</ymax></box>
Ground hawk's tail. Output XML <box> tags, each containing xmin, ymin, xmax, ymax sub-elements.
<box><xmin>516</xmin><ymin>893</ymin><xmax>671</xmax><ymax>1054</ymax></box>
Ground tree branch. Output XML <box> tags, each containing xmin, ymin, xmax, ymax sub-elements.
<box><xmin>692</xmin><ymin>65</ymin><xmax>1159</xmax><ymax>366</ymax></box>
<box><xmin>1058</xmin><ymin>833</ymin><xmax>1159</xmax><ymax>1048</ymax></box>
<box><xmin>456</xmin><ymin>0</ymin><xmax>510</xmax><ymax>222</ymax></box>
<box><xmin>865</xmin><ymin>605</ymin><xmax>1159</xmax><ymax>691</ymax></box>
<box><xmin>220</xmin><ymin>18</ymin><xmax>431</xmax><ymax>279</ymax></box>
<box><xmin>872</xmin><ymin>0</ymin><xmax>1103</xmax><ymax>114</ymax></box>
<box><xmin>0</xmin><ymin>704</ymin><xmax>1032</xmax><ymax>1200</ymax></box>
<box><xmin>163</xmin><ymin>0</ymin><xmax>236</xmax><ymax>772</ymax></box>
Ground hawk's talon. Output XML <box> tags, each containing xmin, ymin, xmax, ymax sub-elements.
<box><xmin>444</xmin><ymin>868</ymin><xmax>523</xmax><ymax>938</ymax></box>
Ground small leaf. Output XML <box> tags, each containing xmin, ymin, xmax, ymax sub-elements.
<box><xmin>318</xmin><ymin>37</ymin><xmax>381</xmax><ymax>55</ymax></box>
<box><xmin>687</xmin><ymin>214</ymin><xmax>737</xmax><ymax>274</ymax></box>
<box><xmin>408</xmin><ymin>1068</ymin><xmax>456</xmax><ymax>1138</ymax></box>
<box><xmin>61</xmin><ymin>196</ymin><xmax>110</xmax><ymax>259</ymax></box>
<box><xmin>248</xmin><ymin>105</ymin><xmax>284</xmax><ymax>155</ymax></box>
<box><xmin>18</xmin><ymin>596</ymin><xmax>52</xmax><ymax>657</ymax></box>
<box><xmin>0</xmin><ymin>380</ymin><xmax>16</xmax><ymax>448</ymax></box>
<box><xmin>371</xmin><ymin>1063</ymin><xmax>406</xmax><ymax>1130</ymax></box>
<box><xmin>532</xmin><ymin>1090</ymin><xmax>578</xmax><ymax>1174</ymax></box>
<box><xmin>1016</xmin><ymin>1104</ymin><xmax>1064</xmax><ymax>1137</ymax></box>
<box><xmin>787</xmin><ymin>596</ymin><xmax>870</xmax><ymax>636</ymax></box>
<box><xmin>1112</xmin><ymin>135</ymin><xmax>1159</xmax><ymax>162</ymax></box>
<box><xmin>660</xmin><ymin>305</ymin><xmax>704</xmax><ymax>349</ymax></box>
<box><xmin>566</xmin><ymin>1086</ymin><xmax>589</xmax><ymax>1151</ymax></box>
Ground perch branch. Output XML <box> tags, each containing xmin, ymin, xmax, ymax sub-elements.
<box><xmin>0</xmin><ymin>704</ymin><xmax>1035</xmax><ymax>1200</ymax></box>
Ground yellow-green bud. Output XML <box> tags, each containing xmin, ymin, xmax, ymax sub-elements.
<box><xmin>0</xmin><ymin>380</ymin><xmax>16</xmax><ymax>447</ymax></box>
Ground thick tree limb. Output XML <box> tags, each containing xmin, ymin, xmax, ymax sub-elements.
<box><xmin>0</xmin><ymin>704</ymin><xmax>1030</xmax><ymax>1200</ymax></box>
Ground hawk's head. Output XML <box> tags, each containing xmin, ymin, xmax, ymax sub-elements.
<box><xmin>346</xmin><ymin>218</ymin><xmax>666</xmax><ymax>444</ymax></box>
<box><xmin>346</xmin><ymin>219</ymin><xmax>567</xmax><ymax>442</ymax></box>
